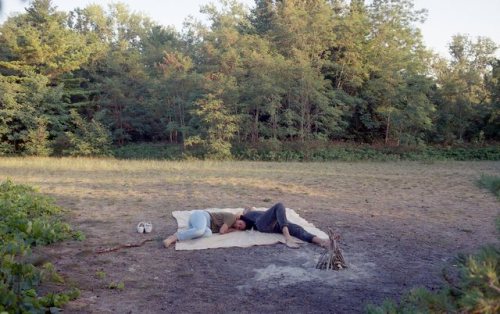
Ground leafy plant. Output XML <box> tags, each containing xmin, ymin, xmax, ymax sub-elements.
<box><xmin>63</xmin><ymin>110</ymin><xmax>112</xmax><ymax>157</ymax></box>
<box><xmin>95</xmin><ymin>271</ymin><xmax>106</xmax><ymax>280</ymax></box>
<box><xmin>366</xmin><ymin>246</ymin><xmax>500</xmax><ymax>314</ymax></box>
<box><xmin>186</xmin><ymin>94</ymin><xmax>239</xmax><ymax>160</ymax></box>
<box><xmin>0</xmin><ymin>179</ymin><xmax>82</xmax><ymax>313</ymax></box>
<box><xmin>108</xmin><ymin>281</ymin><xmax>125</xmax><ymax>290</ymax></box>
<box><xmin>23</xmin><ymin>117</ymin><xmax>52</xmax><ymax>157</ymax></box>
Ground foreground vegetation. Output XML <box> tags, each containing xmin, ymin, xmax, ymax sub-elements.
<box><xmin>366</xmin><ymin>246</ymin><xmax>499</xmax><ymax>313</ymax></box>
<box><xmin>0</xmin><ymin>0</ymin><xmax>498</xmax><ymax>159</ymax></box>
<box><xmin>366</xmin><ymin>175</ymin><xmax>500</xmax><ymax>314</ymax></box>
<box><xmin>0</xmin><ymin>180</ymin><xmax>81</xmax><ymax>313</ymax></box>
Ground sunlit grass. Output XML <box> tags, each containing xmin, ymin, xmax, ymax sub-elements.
<box><xmin>0</xmin><ymin>156</ymin><xmax>498</xmax><ymax>235</ymax></box>
<box><xmin>0</xmin><ymin>157</ymin><xmax>340</xmax><ymax>201</ymax></box>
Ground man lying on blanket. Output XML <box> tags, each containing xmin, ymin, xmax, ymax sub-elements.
<box><xmin>163</xmin><ymin>202</ymin><xmax>329</xmax><ymax>248</ymax></box>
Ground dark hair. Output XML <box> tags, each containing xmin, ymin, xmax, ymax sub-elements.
<box><xmin>240</xmin><ymin>215</ymin><xmax>255</xmax><ymax>230</ymax></box>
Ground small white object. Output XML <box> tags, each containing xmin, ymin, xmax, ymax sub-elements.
<box><xmin>137</xmin><ymin>222</ymin><xmax>145</xmax><ymax>233</ymax></box>
<box><xmin>144</xmin><ymin>222</ymin><xmax>153</xmax><ymax>233</ymax></box>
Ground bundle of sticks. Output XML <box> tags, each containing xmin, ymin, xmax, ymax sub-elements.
<box><xmin>316</xmin><ymin>228</ymin><xmax>347</xmax><ymax>270</ymax></box>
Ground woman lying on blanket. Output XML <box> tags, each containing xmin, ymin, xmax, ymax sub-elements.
<box><xmin>163</xmin><ymin>203</ymin><xmax>329</xmax><ymax>249</ymax></box>
<box><xmin>163</xmin><ymin>210</ymin><xmax>247</xmax><ymax>247</ymax></box>
<box><xmin>239</xmin><ymin>202</ymin><xmax>330</xmax><ymax>248</ymax></box>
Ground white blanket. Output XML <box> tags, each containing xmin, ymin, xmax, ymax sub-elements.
<box><xmin>172</xmin><ymin>207</ymin><xmax>328</xmax><ymax>250</ymax></box>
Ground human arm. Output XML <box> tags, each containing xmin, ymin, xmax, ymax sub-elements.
<box><xmin>219</xmin><ymin>224</ymin><xmax>237</xmax><ymax>234</ymax></box>
<box><xmin>218</xmin><ymin>212</ymin><xmax>240</xmax><ymax>233</ymax></box>
<box><xmin>236</xmin><ymin>208</ymin><xmax>251</xmax><ymax>220</ymax></box>
<box><xmin>242</xmin><ymin>206</ymin><xmax>255</xmax><ymax>216</ymax></box>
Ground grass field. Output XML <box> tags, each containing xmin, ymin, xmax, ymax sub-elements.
<box><xmin>1</xmin><ymin>157</ymin><xmax>499</xmax><ymax>313</ymax></box>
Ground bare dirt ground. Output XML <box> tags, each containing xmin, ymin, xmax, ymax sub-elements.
<box><xmin>1</xmin><ymin>158</ymin><xmax>499</xmax><ymax>313</ymax></box>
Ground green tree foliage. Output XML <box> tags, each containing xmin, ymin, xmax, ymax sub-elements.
<box><xmin>484</xmin><ymin>59</ymin><xmax>500</xmax><ymax>140</ymax></box>
<box><xmin>23</xmin><ymin>117</ymin><xmax>52</xmax><ymax>156</ymax></box>
<box><xmin>433</xmin><ymin>34</ymin><xmax>498</xmax><ymax>143</ymax></box>
<box><xmin>186</xmin><ymin>94</ymin><xmax>238</xmax><ymax>159</ymax></box>
<box><xmin>0</xmin><ymin>0</ymin><xmax>498</xmax><ymax>159</ymax></box>
<box><xmin>361</xmin><ymin>0</ymin><xmax>433</xmax><ymax>144</ymax></box>
<box><xmin>0</xmin><ymin>0</ymin><xmax>91</xmax><ymax>155</ymax></box>
<box><xmin>68</xmin><ymin>3</ymin><xmax>153</xmax><ymax>145</ymax></box>
<box><xmin>0</xmin><ymin>71</ymin><xmax>66</xmax><ymax>155</ymax></box>
<box><xmin>0</xmin><ymin>0</ymin><xmax>89</xmax><ymax>78</ymax></box>
<box><xmin>155</xmin><ymin>51</ymin><xmax>203</xmax><ymax>143</ymax></box>
<box><xmin>63</xmin><ymin>109</ymin><xmax>111</xmax><ymax>156</ymax></box>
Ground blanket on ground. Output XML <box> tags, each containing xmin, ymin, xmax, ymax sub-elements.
<box><xmin>172</xmin><ymin>207</ymin><xmax>328</xmax><ymax>250</ymax></box>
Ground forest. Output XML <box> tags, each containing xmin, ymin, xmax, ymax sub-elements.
<box><xmin>0</xmin><ymin>0</ymin><xmax>499</xmax><ymax>159</ymax></box>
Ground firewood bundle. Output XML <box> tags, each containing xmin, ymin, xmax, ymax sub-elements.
<box><xmin>316</xmin><ymin>229</ymin><xmax>347</xmax><ymax>270</ymax></box>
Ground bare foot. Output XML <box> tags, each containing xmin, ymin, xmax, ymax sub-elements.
<box><xmin>163</xmin><ymin>235</ymin><xmax>177</xmax><ymax>248</ymax></box>
<box><xmin>285</xmin><ymin>238</ymin><xmax>300</xmax><ymax>248</ymax></box>
<box><xmin>320</xmin><ymin>239</ymin><xmax>331</xmax><ymax>248</ymax></box>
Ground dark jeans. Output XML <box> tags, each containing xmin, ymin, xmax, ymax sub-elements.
<box><xmin>251</xmin><ymin>203</ymin><xmax>315</xmax><ymax>243</ymax></box>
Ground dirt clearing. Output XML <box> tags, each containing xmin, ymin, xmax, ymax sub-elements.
<box><xmin>1</xmin><ymin>158</ymin><xmax>499</xmax><ymax>313</ymax></box>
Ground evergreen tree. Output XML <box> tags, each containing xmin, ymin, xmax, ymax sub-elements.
<box><xmin>0</xmin><ymin>0</ymin><xmax>90</xmax><ymax>154</ymax></box>
<box><xmin>186</xmin><ymin>94</ymin><xmax>238</xmax><ymax>159</ymax></box>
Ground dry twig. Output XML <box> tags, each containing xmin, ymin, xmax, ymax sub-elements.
<box><xmin>96</xmin><ymin>237</ymin><xmax>155</xmax><ymax>254</ymax></box>
<box><xmin>316</xmin><ymin>228</ymin><xmax>347</xmax><ymax>270</ymax></box>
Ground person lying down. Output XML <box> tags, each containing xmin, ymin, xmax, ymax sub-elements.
<box><xmin>163</xmin><ymin>202</ymin><xmax>329</xmax><ymax>248</ymax></box>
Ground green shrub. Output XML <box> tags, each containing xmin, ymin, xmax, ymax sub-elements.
<box><xmin>0</xmin><ymin>179</ymin><xmax>81</xmax><ymax>313</ymax></box>
<box><xmin>478</xmin><ymin>175</ymin><xmax>500</xmax><ymax>199</ymax></box>
<box><xmin>23</xmin><ymin>117</ymin><xmax>52</xmax><ymax>157</ymax></box>
<box><xmin>186</xmin><ymin>94</ymin><xmax>239</xmax><ymax>160</ymax></box>
<box><xmin>112</xmin><ymin>143</ymin><xmax>185</xmax><ymax>160</ymax></box>
<box><xmin>110</xmin><ymin>141</ymin><xmax>500</xmax><ymax>161</ymax></box>
<box><xmin>233</xmin><ymin>142</ymin><xmax>500</xmax><ymax>162</ymax></box>
<box><xmin>366</xmin><ymin>246</ymin><xmax>500</xmax><ymax>314</ymax></box>
<box><xmin>63</xmin><ymin>110</ymin><xmax>112</xmax><ymax>157</ymax></box>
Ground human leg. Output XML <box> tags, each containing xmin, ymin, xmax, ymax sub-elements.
<box><xmin>254</xmin><ymin>203</ymin><xmax>300</xmax><ymax>248</ymax></box>
<box><xmin>287</xmin><ymin>223</ymin><xmax>330</xmax><ymax>247</ymax></box>
<box><xmin>254</xmin><ymin>203</ymin><xmax>289</xmax><ymax>232</ymax></box>
<box><xmin>177</xmin><ymin>210</ymin><xmax>211</xmax><ymax>241</ymax></box>
<box><xmin>164</xmin><ymin>210</ymin><xmax>211</xmax><ymax>247</ymax></box>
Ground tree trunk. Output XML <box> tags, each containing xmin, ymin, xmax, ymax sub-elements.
<box><xmin>385</xmin><ymin>113</ymin><xmax>391</xmax><ymax>145</ymax></box>
<box><xmin>253</xmin><ymin>107</ymin><xmax>259</xmax><ymax>143</ymax></box>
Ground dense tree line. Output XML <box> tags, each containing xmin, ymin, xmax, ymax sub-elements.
<box><xmin>0</xmin><ymin>0</ymin><xmax>498</xmax><ymax>157</ymax></box>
